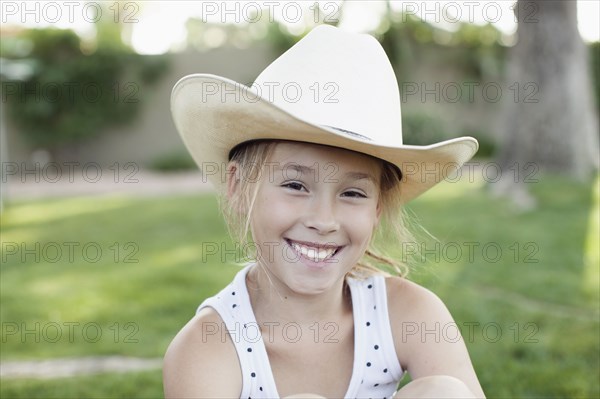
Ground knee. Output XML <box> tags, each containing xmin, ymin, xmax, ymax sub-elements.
<box><xmin>394</xmin><ymin>375</ymin><xmax>475</xmax><ymax>398</ymax></box>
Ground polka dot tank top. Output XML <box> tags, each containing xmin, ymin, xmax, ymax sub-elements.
<box><xmin>197</xmin><ymin>264</ymin><xmax>404</xmax><ymax>399</ymax></box>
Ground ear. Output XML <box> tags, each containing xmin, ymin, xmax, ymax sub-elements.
<box><xmin>226</xmin><ymin>161</ymin><xmax>240</xmax><ymax>200</ymax></box>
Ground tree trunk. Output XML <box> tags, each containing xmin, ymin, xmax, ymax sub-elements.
<box><xmin>493</xmin><ymin>0</ymin><xmax>599</xmax><ymax>208</ymax></box>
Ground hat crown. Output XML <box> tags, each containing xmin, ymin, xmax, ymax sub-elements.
<box><xmin>252</xmin><ymin>25</ymin><xmax>403</xmax><ymax>145</ymax></box>
<box><xmin>170</xmin><ymin>25</ymin><xmax>479</xmax><ymax>204</ymax></box>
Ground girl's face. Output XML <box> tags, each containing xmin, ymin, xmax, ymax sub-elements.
<box><xmin>248</xmin><ymin>142</ymin><xmax>382</xmax><ymax>296</ymax></box>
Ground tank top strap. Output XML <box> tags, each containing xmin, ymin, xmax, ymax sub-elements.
<box><xmin>197</xmin><ymin>264</ymin><xmax>279</xmax><ymax>399</ymax></box>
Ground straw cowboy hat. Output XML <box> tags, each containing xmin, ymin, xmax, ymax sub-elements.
<box><xmin>170</xmin><ymin>24</ymin><xmax>478</xmax><ymax>203</ymax></box>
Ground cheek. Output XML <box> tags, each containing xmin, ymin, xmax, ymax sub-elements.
<box><xmin>251</xmin><ymin>190</ymin><xmax>294</xmax><ymax>238</ymax></box>
<box><xmin>344</xmin><ymin>206</ymin><xmax>380</xmax><ymax>236</ymax></box>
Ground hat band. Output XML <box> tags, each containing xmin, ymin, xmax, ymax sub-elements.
<box><xmin>322</xmin><ymin>125</ymin><xmax>372</xmax><ymax>141</ymax></box>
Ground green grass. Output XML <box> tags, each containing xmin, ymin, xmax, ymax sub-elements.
<box><xmin>1</xmin><ymin>173</ymin><xmax>598</xmax><ymax>398</ymax></box>
<box><xmin>1</xmin><ymin>194</ymin><xmax>239</xmax><ymax>360</ymax></box>
<box><xmin>0</xmin><ymin>370</ymin><xmax>163</xmax><ymax>398</ymax></box>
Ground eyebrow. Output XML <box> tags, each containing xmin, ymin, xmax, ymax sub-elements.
<box><xmin>277</xmin><ymin>164</ymin><xmax>378</xmax><ymax>184</ymax></box>
<box><xmin>345</xmin><ymin>172</ymin><xmax>378</xmax><ymax>184</ymax></box>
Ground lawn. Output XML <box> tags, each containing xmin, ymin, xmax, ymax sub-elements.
<box><xmin>1</xmin><ymin>173</ymin><xmax>598</xmax><ymax>398</ymax></box>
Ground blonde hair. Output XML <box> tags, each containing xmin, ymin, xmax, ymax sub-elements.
<box><xmin>220</xmin><ymin>140</ymin><xmax>415</xmax><ymax>278</ymax></box>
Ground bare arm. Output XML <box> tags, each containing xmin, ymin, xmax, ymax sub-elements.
<box><xmin>387</xmin><ymin>277</ymin><xmax>486</xmax><ymax>398</ymax></box>
<box><xmin>163</xmin><ymin>308</ymin><xmax>242</xmax><ymax>399</ymax></box>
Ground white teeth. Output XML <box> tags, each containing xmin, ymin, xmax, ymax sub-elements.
<box><xmin>291</xmin><ymin>242</ymin><xmax>337</xmax><ymax>262</ymax></box>
<box><xmin>318</xmin><ymin>249</ymin><xmax>327</xmax><ymax>259</ymax></box>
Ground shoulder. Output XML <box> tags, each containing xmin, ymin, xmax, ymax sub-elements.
<box><xmin>384</xmin><ymin>276</ymin><xmax>486</xmax><ymax>397</ymax></box>
<box><xmin>163</xmin><ymin>306</ymin><xmax>242</xmax><ymax>398</ymax></box>
<box><xmin>384</xmin><ymin>275</ymin><xmax>459</xmax><ymax>366</ymax></box>
<box><xmin>386</xmin><ymin>277</ymin><xmax>460</xmax><ymax>354</ymax></box>
<box><xmin>385</xmin><ymin>276</ymin><xmax>451</xmax><ymax>323</ymax></box>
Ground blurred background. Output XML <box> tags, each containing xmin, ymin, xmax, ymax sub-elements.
<box><xmin>1</xmin><ymin>1</ymin><xmax>598</xmax><ymax>397</ymax></box>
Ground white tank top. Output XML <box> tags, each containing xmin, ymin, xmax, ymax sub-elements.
<box><xmin>197</xmin><ymin>264</ymin><xmax>404</xmax><ymax>398</ymax></box>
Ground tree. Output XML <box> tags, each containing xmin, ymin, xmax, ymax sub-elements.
<box><xmin>1</xmin><ymin>13</ymin><xmax>169</xmax><ymax>163</ymax></box>
<box><xmin>493</xmin><ymin>0</ymin><xmax>599</xmax><ymax>208</ymax></box>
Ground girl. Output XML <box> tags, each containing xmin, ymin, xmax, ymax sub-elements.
<box><xmin>164</xmin><ymin>25</ymin><xmax>485</xmax><ymax>399</ymax></box>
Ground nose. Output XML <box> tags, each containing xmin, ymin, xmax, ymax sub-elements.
<box><xmin>303</xmin><ymin>195</ymin><xmax>340</xmax><ymax>235</ymax></box>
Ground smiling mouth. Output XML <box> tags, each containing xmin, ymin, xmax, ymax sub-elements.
<box><xmin>285</xmin><ymin>239</ymin><xmax>343</xmax><ymax>263</ymax></box>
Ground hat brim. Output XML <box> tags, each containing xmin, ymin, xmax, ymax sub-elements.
<box><xmin>171</xmin><ymin>74</ymin><xmax>478</xmax><ymax>204</ymax></box>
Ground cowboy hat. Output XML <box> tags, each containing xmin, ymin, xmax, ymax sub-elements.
<box><xmin>170</xmin><ymin>24</ymin><xmax>478</xmax><ymax>203</ymax></box>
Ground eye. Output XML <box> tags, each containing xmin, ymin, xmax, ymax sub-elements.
<box><xmin>341</xmin><ymin>190</ymin><xmax>367</xmax><ymax>198</ymax></box>
<box><xmin>282</xmin><ymin>181</ymin><xmax>307</xmax><ymax>191</ymax></box>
